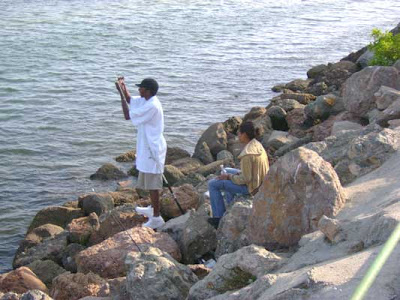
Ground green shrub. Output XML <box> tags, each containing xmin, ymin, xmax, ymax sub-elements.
<box><xmin>368</xmin><ymin>28</ymin><xmax>400</xmax><ymax>66</ymax></box>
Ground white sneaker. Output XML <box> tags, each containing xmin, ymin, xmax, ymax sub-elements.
<box><xmin>143</xmin><ymin>216</ymin><xmax>165</xmax><ymax>229</ymax></box>
<box><xmin>135</xmin><ymin>205</ymin><xmax>154</xmax><ymax>218</ymax></box>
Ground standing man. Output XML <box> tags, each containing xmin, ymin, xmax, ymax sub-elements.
<box><xmin>116</xmin><ymin>77</ymin><xmax>167</xmax><ymax>229</ymax></box>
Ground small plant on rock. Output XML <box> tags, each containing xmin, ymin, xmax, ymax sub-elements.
<box><xmin>368</xmin><ymin>28</ymin><xmax>400</xmax><ymax>66</ymax></box>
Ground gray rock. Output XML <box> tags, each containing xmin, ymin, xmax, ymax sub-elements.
<box><xmin>164</xmin><ymin>164</ymin><xmax>185</xmax><ymax>186</ymax></box>
<box><xmin>27</xmin><ymin>206</ymin><xmax>84</xmax><ymax>233</ymax></box>
<box><xmin>223</xmin><ymin>116</ymin><xmax>242</xmax><ymax>135</ymax></box>
<box><xmin>195</xmin><ymin>159</ymin><xmax>234</xmax><ymax>178</ymax></box>
<box><xmin>342</xmin><ymin>66</ymin><xmax>400</xmax><ymax>117</ymax></box>
<box><xmin>267</xmin><ymin>106</ymin><xmax>288</xmax><ymax>131</ymax></box>
<box><xmin>90</xmin><ymin>163</ymin><xmax>127</xmax><ymax>180</ymax></box>
<box><xmin>356</xmin><ymin>49</ymin><xmax>374</xmax><ymax>68</ymax></box>
<box><xmin>305</xmin><ymin>127</ymin><xmax>399</xmax><ymax>184</ymax></box>
<box><xmin>166</xmin><ymin>146</ymin><xmax>191</xmax><ymax>165</ymax></box>
<box><xmin>174</xmin><ymin>173</ymin><xmax>206</xmax><ymax>187</ymax></box>
<box><xmin>285</xmin><ymin>79</ymin><xmax>312</xmax><ymax>92</ymax></box>
<box><xmin>171</xmin><ymin>157</ymin><xmax>204</xmax><ymax>175</ymax></box>
<box><xmin>394</xmin><ymin>59</ymin><xmax>400</xmax><ymax>71</ymax></box>
<box><xmin>377</xmin><ymin>99</ymin><xmax>400</xmax><ymax>127</ymax></box>
<box><xmin>262</xmin><ymin>130</ymin><xmax>298</xmax><ymax>153</ymax></box>
<box><xmin>274</xmin><ymin>135</ymin><xmax>313</xmax><ymax>157</ymax></box>
<box><xmin>215</xmin><ymin>197</ymin><xmax>252</xmax><ymax>258</ymax></box>
<box><xmin>160</xmin><ymin>211</ymin><xmax>191</xmax><ymax>246</ymax></box>
<box><xmin>15</xmin><ymin>224</ymin><xmax>64</xmax><ymax>261</ymax></box>
<box><xmin>61</xmin><ymin>243</ymin><xmax>86</xmax><ymax>272</ymax></box>
<box><xmin>318</xmin><ymin>216</ymin><xmax>341</xmax><ymax>243</ymax></box>
<box><xmin>180</xmin><ymin>205</ymin><xmax>217</xmax><ymax>264</ymax></box>
<box><xmin>279</xmin><ymin>92</ymin><xmax>316</xmax><ymax>105</ymax></box>
<box><xmin>216</xmin><ymin>150</ymin><xmax>233</xmax><ymax>161</ymax></box>
<box><xmin>78</xmin><ymin>193</ymin><xmax>114</xmax><ymax>217</ymax></box>
<box><xmin>13</xmin><ymin>232</ymin><xmax>68</xmax><ymax>269</ymax></box>
<box><xmin>115</xmin><ymin>149</ymin><xmax>136</xmax><ymax>162</ymax></box>
<box><xmin>243</xmin><ymin>107</ymin><xmax>266</xmax><ymax>122</ymax></box>
<box><xmin>249</xmin><ymin>148</ymin><xmax>346</xmax><ymax>249</ymax></box>
<box><xmin>193</xmin><ymin>123</ymin><xmax>228</xmax><ymax>158</ymax></box>
<box><xmin>20</xmin><ymin>290</ymin><xmax>53</xmax><ymax>300</ymax></box>
<box><xmin>193</xmin><ymin>141</ymin><xmax>214</xmax><ymax>165</ymax></box>
<box><xmin>307</xmin><ymin>64</ymin><xmax>327</xmax><ymax>79</ymax></box>
<box><xmin>374</xmin><ymin>85</ymin><xmax>400</xmax><ymax>110</ymax></box>
<box><xmin>331</xmin><ymin>121</ymin><xmax>363</xmax><ymax>136</ymax></box>
<box><xmin>188</xmin><ymin>245</ymin><xmax>284</xmax><ymax>300</ymax></box>
<box><xmin>125</xmin><ymin>246</ymin><xmax>198</xmax><ymax>300</ymax></box>
<box><xmin>304</xmin><ymin>94</ymin><xmax>340</xmax><ymax>121</ymax></box>
<box><xmin>307</xmin><ymin>81</ymin><xmax>329</xmax><ymax>96</ymax></box>
<box><xmin>26</xmin><ymin>260</ymin><xmax>66</xmax><ymax>289</ymax></box>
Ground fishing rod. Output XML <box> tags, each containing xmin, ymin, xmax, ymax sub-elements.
<box><xmin>115</xmin><ymin>77</ymin><xmax>185</xmax><ymax>215</ymax></box>
<box><xmin>110</xmin><ymin>211</ymin><xmax>142</xmax><ymax>253</ymax></box>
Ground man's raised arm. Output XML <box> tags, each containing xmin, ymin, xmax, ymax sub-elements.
<box><xmin>115</xmin><ymin>78</ymin><xmax>131</xmax><ymax>120</ymax></box>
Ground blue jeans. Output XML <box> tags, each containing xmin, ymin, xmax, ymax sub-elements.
<box><xmin>208</xmin><ymin>168</ymin><xmax>249</xmax><ymax>218</ymax></box>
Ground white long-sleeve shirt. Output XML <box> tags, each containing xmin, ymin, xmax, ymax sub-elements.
<box><xmin>129</xmin><ymin>95</ymin><xmax>167</xmax><ymax>174</ymax></box>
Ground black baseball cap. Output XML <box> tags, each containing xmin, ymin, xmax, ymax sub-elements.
<box><xmin>135</xmin><ymin>78</ymin><xmax>159</xmax><ymax>94</ymax></box>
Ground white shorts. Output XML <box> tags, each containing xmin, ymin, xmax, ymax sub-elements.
<box><xmin>136</xmin><ymin>172</ymin><xmax>163</xmax><ymax>190</ymax></box>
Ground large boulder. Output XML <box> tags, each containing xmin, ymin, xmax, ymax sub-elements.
<box><xmin>26</xmin><ymin>260</ymin><xmax>66</xmax><ymax>289</ymax></box>
<box><xmin>27</xmin><ymin>206</ymin><xmax>84</xmax><ymax>233</ymax></box>
<box><xmin>376</xmin><ymin>98</ymin><xmax>400</xmax><ymax>127</ymax></box>
<box><xmin>171</xmin><ymin>157</ymin><xmax>204</xmax><ymax>175</ymax></box>
<box><xmin>125</xmin><ymin>246</ymin><xmax>198</xmax><ymax>300</ymax></box>
<box><xmin>215</xmin><ymin>197</ymin><xmax>252</xmax><ymax>258</ymax></box>
<box><xmin>14</xmin><ymin>224</ymin><xmax>64</xmax><ymax>261</ymax></box>
<box><xmin>160</xmin><ymin>184</ymin><xmax>199</xmax><ymax>219</ymax></box>
<box><xmin>66</xmin><ymin>213</ymin><xmax>100</xmax><ymax>245</ymax></box>
<box><xmin>180</xmin><ymin>206</ymin><xmax>217</xmax><ymax>264</ymax></box>
<box><xmin>61</xmin><ymin>243</ymin><xmax>86</xmax><ymax>273</ymax></box>
<box><xmin>188</xmin><ymin>245</ymin><xmax>284</xmax><ymax>300</ymax></box>
<box><xmin>193</xmin><ymin>123</ymin><xmax>228</xmax><ymax>159</ymax></box>
<box><xmin>166</xmin><ymin>146</ymin><xmax>191</xmax><ymax>164</ymax></box>
<box><xmin>78</xmin><ymin>193</ymin><xmax>114</xmax><ymax>217</ymax></box>
<box><xmin>249</xmin><ymin>147</ymin><xmax>346</xmax><ymax>249</ymax></box>
<box><xmin>75</xmin><ymin>227</ymin><xmax>181</xmax><ymax>278</ymax></box>
<box><xmin>374</xmin><ymin>85</ymin><xmax>400</xmax><ymax>110</ymax></box>
<box><xmin>192</xmin><ymin>141</ymin><xmax>214</xmax><ymax>165</ymax></box>
<box><xmin>89</xmin><ymin>163</ymin><xmax>127</xmax><ymax>180</ymax></box>
<box><xmin>0</xmin><ymin>267</ymin><xmax>48</xmax><ymax>294</ymax></box>
<box><xmin>284</xmin><ymin>79</ymin><xmax>312</xmax><ymax>92</ymax></box>
<box><xmin>173</xmin><ymin>173</ymin><xmax>206</xmax><ymax>187</ymax></box>
<box><xmin>243</xmin><ymin>107</ymin><xmax>266</xmax><ymax>122</ymax></box>
<box><xmin>342</xmin><ymin>66</ymin><xmax>400</xmax><ymax>117</ymax></box>
<box><xmin>243</xmin><ymin>107</ymin><xmax>273</xmax><ymax>137</ymax></box>
<box><xmin>163</xmin><ymin>165</ymin><xmax>185</xmax><ymax>186</ymax></box>
<box><xmin>107</xmin><ymin>188</ymin><xmax>140</xmax><ymax>206</ymax></box>
<box><xmin>305</xmin><ymin>127</ymin><xmax>399</xmax><ymax>184</ymax></box>
<box><xmin>50</xmin><ymin>272</ymin><xmax>107</xmax><ymax>300</ymax></box>
<box><xmin>13</xmin><ymin>232</ymin><xmax>68</xmax><ymax>269</ymax></box>
<box><xmin>88</xmin><ymin>204</ymin><xmax>146</xmax><ymax>246</ymax></box>
<box><xmin>266</xmin><ymin>106</ymin><xmax>288</xmax><ymax>131</ymax></box>
<box><xmin>304</xmin><ymin>94</ymin><xmax>344</xmax><ymax>122</ymax></box>
<box><xmin>195</xmin><ymin>159</ymin><xmax>234</xmax><ymax>177</ymax></box>
<box><xmin>262</xmin><ymin>130</ymin><xmax>299</xmax><ymax>154</ymax></box>
<box><xmin>223</xmin><ymin>116</ymin><xmax>242</xmax><ymax>135</ymax></box>
<box><xmin>286</xmin><ymin>108</ymin><xmax>308</xmax><ymax>138</ymax></box>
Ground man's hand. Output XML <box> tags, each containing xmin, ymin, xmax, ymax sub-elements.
<box><xmin>217</xmin><ymin>173</ymin><xmax>230</xmax><ymax>180</ymax></box>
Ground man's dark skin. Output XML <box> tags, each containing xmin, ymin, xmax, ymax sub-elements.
<box><xmin>116</xmin><ymin>78</ymin><xmax>161</xmax><ymax>218</ymax></box>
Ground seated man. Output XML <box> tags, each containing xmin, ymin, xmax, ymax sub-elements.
<box><xmin>207</xmin><ymin>121</ymin><xmax>269</xmax><ymax>228</ymax></box>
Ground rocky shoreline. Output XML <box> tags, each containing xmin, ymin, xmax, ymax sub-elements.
<box><xmin>1</xmin><ymin>23</ymin><xmax>400</xmax><ymax>299</ymax></box>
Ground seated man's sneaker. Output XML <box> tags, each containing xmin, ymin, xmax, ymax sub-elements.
<box><xmin>143</xmin><ymin>216</ymin><xmax>165</xmax><ymax>229</ymax></box>
<box><xmin>135</xmin><ymin>205</ymin><xmax>154</xmax><ymax>218</ymax></box>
